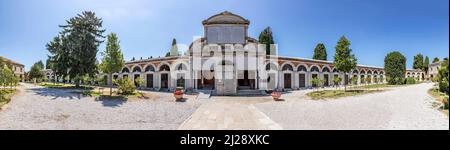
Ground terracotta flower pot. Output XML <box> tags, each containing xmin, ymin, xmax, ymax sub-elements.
<box><xmin>174</xmin><ymin>94</ymin><xmax>183</xmax><ymax>100</ymax></box>
<box><xmin>271</xmin><ymin>92</ymin><xmax>282</xmax><ymax>101</ymax></box>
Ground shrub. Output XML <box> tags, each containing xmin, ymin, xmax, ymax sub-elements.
<box><xmin>114</xmin><ymin>78</ymin><xmax>136</xmax><ymax>95</ymax></box>
<box><xmin>437</xmin><ymin>58</ymin><xmax>449</xmax><ymax>95</ymax></box>
<box><xmin>443</xmin><ymin>96</ymin><xmax>449</xmax><ymax>110</ymax></box>
<box><xmin>405</xmin><ymin>77</ymin><xmax>416</xmax><ymax>84</ymax></box>
<box><xmin>384</xmin><ymin>51</ymin><xmax>406</xmax><ymax>85</ymax></box>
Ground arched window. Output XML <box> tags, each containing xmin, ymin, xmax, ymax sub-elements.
<box><xmin>282</xmin><ymin>64</ymin><xmax>293</xmax><ymax>71</ymax></box>
<box><xmin>353</xmin><ymin>70</ymin><xmax>359</xmax><ymax>74</ymax></box>
<box><xmin>297</xmin><ymin>65</ymin><xmax>307</xmax><ymax>72</ymax></box>
<box><xmin>132</xmin><ymin>66</ymin><xmax>142</xmax><ymax>73</ymax></box>
<box><xmin>122</xmin><ymin>67</ymin><xmax>130</xmax><ymax>73</ymax></box>
<box><xmin>367</xmin><ymin>70</ymin><xmax>373</xmax><ymax>75</ymax></box>
<box><xmin>374</xmin><ymin>71</ymin><xmax>379</xmax><ymax>75</ymax></box>
<box><xmin>333</xmin><ymin>68</ymin><xmax>339</xmax><ymax>73</ymax></box>
<box><xmin>322</xmin><ymin>67</ymin><xmax>330</xmax><ymax>72</ymax></box>
<box><xmin>177</xmin><ymin>64</ymin><xmax>188</xmax><ymax>71</ymax></box>
<box><xmin>159</xmin><ymin>64</ymin><xmax>170</xmax><ymax>71</ymax></box>
<box><xmin>310</xmin><ymin>66</ymin><xmax>320</xmax><ymax>72</ymax></box>
<box><xmin>145</xmin><ymin>65</ymin><xmax>155</xmax><ymax>72</ymax></box>
<box><xmin>360</xmin><ymin>70</ymin><xmax>366</xmax><ymax>74</ymax></box>
<box><xmin>266</xmin><ymin>63</ymin><xmax>277</xmax><ymax>71</ymax></box>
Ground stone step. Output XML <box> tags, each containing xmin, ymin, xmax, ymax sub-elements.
<box><xmin>237</xmin><ymin>90</ymin><xmax>263</xmax><ymax>96</ymax></box>
<box><xmin>197</xmin><ymin>90</ymin><xmax>212</xmax><ymax>99</ymax></box>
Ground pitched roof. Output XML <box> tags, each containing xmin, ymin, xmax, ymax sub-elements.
<box><xmin>0</xmin><ymin>56</ymin><xmax>24</xmax><ymax>67</ymax></box>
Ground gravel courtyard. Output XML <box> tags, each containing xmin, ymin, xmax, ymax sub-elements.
<box><xmin>0</xmin><ymin>83</ymin><xmax>205</xmax><ymax>130</ymax></box>
<box><xmin>256</xmin><ymin>83</ymin><xmax>449</xmax><ymax>130</ymax></box>
<box><xmin>0</xmin><ymin>83</ymin><xmax>448</xmax><ymax>130</ymax></box>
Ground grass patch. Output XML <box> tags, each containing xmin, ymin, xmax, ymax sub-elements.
<box><xmin>0</xmin><ymin>89</ymin><xmax>17</xmax><ymax>108</ymax></box>
<box><xmin>353</xmin><ymin>84</ymin><xmax>403</xmax><ymax>89</ymax></box>
<box><xmin>428</xmin><ymin>88</ymin><xmax>449</xmax><ymax>116</ymax></box>
<box><xmin>72</xmin><ymin>89</ymin><xmax>152</xmax><ymax>100</ymax></box>
<box><xmin>306</xmin><ymin>89</ymin><xmax>384</xmax><ymax>100</ymax></box>
<box><xmin>39</xmin><ymin>82</ymin><xmax>94</xmax><ymax>90</ymax></box>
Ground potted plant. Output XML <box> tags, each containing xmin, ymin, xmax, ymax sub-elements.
<box><xmin>174</xmin><ymin>88</ymin><xmax>184</xmax><ymax>101</ymax></box>
<box><xmin>271</xmin><ymin>91</ymin><xmax>282</xmax><ymax>101</ymax></box>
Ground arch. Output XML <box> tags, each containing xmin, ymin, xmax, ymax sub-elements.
<box><xmin>121</xmin><ymin>67</ymin><xmax>130</xmax><ymax>73</ymax></box>
<box><xmin>159</xmin><ymin>64</ymin><xmax>171</xmax><ymax>72</ymax></box>
<box><xmin>367</xmin><ymin>70</ymin><xmax>373</xmax><ymax>75</ymax></box>
<box><xmin>332</xmin><ymin>68</ymin><xmax>339</xmax><ymax>73</ymax></box>
<box><xmin>132</xmin><ymin>65</ymin><xmax>142</xmax><ymax>73</ymax></box>
<box><xmin>144</xmin><ymin>64</ymin><xmax>156</xmax><ymax>72</ymax></box>
<box><xmin>322</xmin><ymin>66</ymin><xmax>331</xmax><ymax>73</ymax></box>
<box><xmin>297</xmin><ymin>65</ymin><xmax>308</xmax><ymax>72</ymax></box>
<box><xmin>281</xmin><ymin>64</ymin><xmax>294</xmax><ymax>71</ymax></box>
<box><xmin>265</xmin><ymin>63</ymin><xmax>278</xmax><ymax>71</ymax></box>
<box><xmin>175</xmin><ymin>63</ymin><xmax>188</xmax><ymax>71</ymax></box>
<box><xmin>352</xmin><ymin>69</ymin><xmax>359</xmax><ymax>74</ymax></box>
<box><xmin>310</xmin><ymin>66</ymin><xmax>320</xmax><ymax>72</ymax></box>
<box><xmin>374</xmin><ymin>70</ymin><xmax>379</xmax><ymax>75</ymax></box>
<box><xmin>360</xmin><ymin>70</ymin><xmax>366</xmax><ymax>74</ymax></box>
<box><xmin>380</xmin><ymin>71</ymin><xmax>384</xmax><ymax>74</ymax></box>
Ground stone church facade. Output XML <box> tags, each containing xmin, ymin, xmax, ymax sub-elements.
<box><xmin>104</xmin><ymin>11</ymin><xmax>387</xmax><ymax>95</ymax></box>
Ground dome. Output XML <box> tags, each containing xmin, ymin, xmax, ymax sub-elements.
<box><xmin>202</xmin><ymin>11</ymin><xmax>250</xmax><ymax>25</ymax></box>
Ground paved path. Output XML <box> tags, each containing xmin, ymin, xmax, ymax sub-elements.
<box><xmin>256</xmin><ymin>83</ymin><xmax>449</xmax><ymax>130</ymax></box>
<box><xmin>0</xmin><ymin>83</ymin><xmax>203</xmax><ymax>130</ymax></box>
<box><xmin>178</xmin><ymin>97</ymin><xmax>283</xmax><ymax>130</ymax></box>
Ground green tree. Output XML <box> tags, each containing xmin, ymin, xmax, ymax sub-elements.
<box><xmin>115</xmin><ymin>78</ymin><xmax>136</xmax><ymax>95</ymax></box>
<box><xmin>36</xmin><ymin>60</ymin><xmax>44</xmax><ymax>70</ymax></box>
<box><xmin>313</xmin><ymin>43</ymin><xmax>327</xmax><ymax>60</ymax></box>
<box><xmin>258</xmin><ymin>27</ymin><xmax>275</xmax><ymax>55</ymax></box>
<box><xmin>59</xmin><ymin>11</ymin><xmax>105</xmax><ymax>87</ymax></box>
<box><xmin>169</xmin><ymin>38</ymin><xmax>179</xmax><ymax>56</ymax></box>
<box><xmin>433</xmin><ymin>57</ymin><xmax>440</xmax><ymax>63</ymax></box>
<box><xmin>384</xmin><ymin>51</ymin><xmax>406</xmax><ymax>85</ymax></box>
<box><xmin>423</xmin><ymin>56</ymin><xmax>430</xmax><ymax>74</ymax></box>
<box><xmin>28</xmin><ymin>62</ymin><xmax>44</xmax><ymax>83</ymax></box>
<box><xmin>437</xmin><ymin>58</ymin><xmax>449</xmax><ymax>95</ymax></box>
<box><xmin>135</xmin><ymin>77</ymin><xmax>145</xmax><ymax>94</ymax></box>
<box><xmin>351</xmin><ymin>77</ymin><xmax>358</xmax><ymax>85</ymax></box>
<box><xmin>413</xmin><ymin>53</ymin><xmax>424</xmax><ymax>70</ymax></box>
<box><xmin>100</xmin><ymin>33</ymin><xmax>125</xmax><ymax>96</ymax></box>
<box><xmin>0</xmin><ymin>65</ymin><xmax>13</xmax><ymax>88</ymax></box>
<box><xmin>333</xmin><ymin>36</ymin><xmax>357</xmax><ymax>91</ymax></box>
<box><xmin>364</xmin><ymin>77</ymin><xmax>371</xmax><ymax>85</ymax></box>
<box><xmin>0</xmin><ymin>57</ymin><xmax>12</xmax><ymax>69</ymax></box>
<box><xmin>333</xmin><ymin>76</ymin><xmax>342</xmax><ymax>89</ymax></box>
<box><xmin>46</xmin><ymin>35</ymin><xmax>71</xmax><ymax>83</ymax></box>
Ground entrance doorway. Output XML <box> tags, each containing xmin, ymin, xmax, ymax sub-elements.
<box><xmin>284</xmin><ymin>74</ymin><xmax>292</xmax><ymax>89</ymax></box>
<box><xmin>238</xmin><ymin>70</ymin><xmax>255</xmax><ymax>90</ymax></box>
<box><xmin>299</xmin><ymin>74</ymin><xmax>306</xmax><ymax>88</ymax></box>
<box><xmin>146</xmin><ymin>74</ymin><xmax>153</xmax><ymax>88</ymax></box>
<box><xmin>160</xmin><ymin>73</ymin><xmax>169</xmax><ymax>89</ymax></box>
<box><xmin>134</xmin><ymin>74</ymin><xmax>140</xmax><ymax>87</ymax></box>
<box><xmin>324</xmin><ymin>74</ymin><xmax>329</xmax><ymax>86</ymax></box>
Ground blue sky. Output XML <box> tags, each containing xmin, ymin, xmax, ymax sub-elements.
<box><xmin>0</xmin><ymin>0</ymin><xmax>448</xmax><ymax>71</ymax></box>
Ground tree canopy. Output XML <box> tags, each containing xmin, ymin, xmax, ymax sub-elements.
<box><xmin>258</xmin><ymin>27</ymin><xmax>275</xmax><ymax>55</ymax></box>
<box><xmin>28</xmin><ymin>61</ymin><xmax>44</xmax><ymax>81</ymax></box>
<box><xmin>333</xmin><ymin>36</ymin><xmax>357</xmax><ymax>90</ymax></box>
<box><xmin>384</xmin><ymin>51</ymin><xmax>406</xmax><ymax>85</ymax></box>
<box><xmin>413</xmin><ymin>53</ymin><xmax>424</xmax><ymax>70</ymax></box>
<box><xmin>313</xmin><ymin>43</ymin><xmax>327</xmax><ymax>60</ymax></box>
<box><xmin>100</xmin><ymin>33</ymin><xmax>125</xmax><ymax>95</ymax></box>
<box><xmin>46</xmin><ymin>11</ymin><xmax>105</xmax><ymax>86</ymax></box>
<box><xmin>424</xmin><ymin>56</ymin><xmax>430</xmax><ymax>73</ymax></box>
<box><xmin>433</xmin><ymin>57</ymin><xmax>440</xmax><ymax>63</ymax></box>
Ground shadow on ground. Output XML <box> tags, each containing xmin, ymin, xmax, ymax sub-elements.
<box><xmin>28</xmin><ymin>87</ymin><xmax>82</xmax><ymax>100</ymax></box>
<box><xmin>95</xmin><ymin>96</ymin><xmax>128</xmax><ymax>107</ymax></box>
